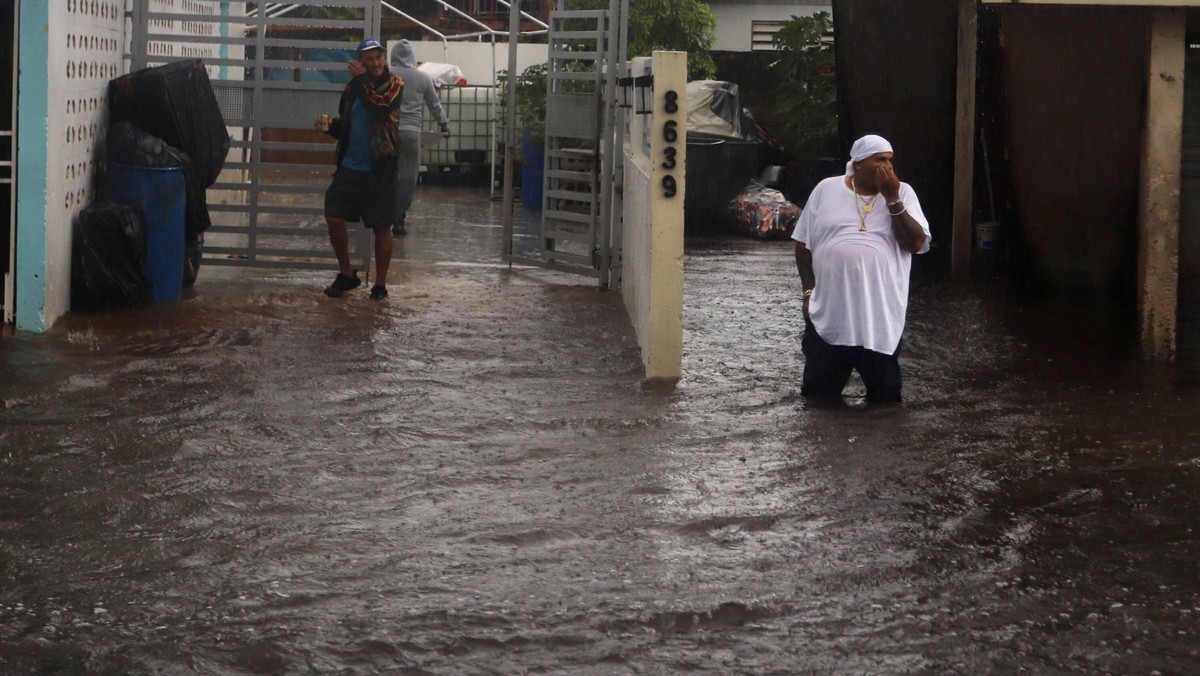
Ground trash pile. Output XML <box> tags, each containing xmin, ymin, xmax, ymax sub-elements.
<box><xmin>728</xmin><ymin>175</ymin><xmax>801</xmax><ymax>240</ymax></box>
<box><xmin>684</xmin><ymin>80</ymin><xmax>789</xmax><ymax>236</ymax></box>
<box><xmin>70</xmin><ymin>202</ymin><xmax>154</xmax><ymax>313</ymax></box>
<box><xmin>72</xmin><ymin>59</ymin><xmax>229</xmax><ymax>312</ymax></box>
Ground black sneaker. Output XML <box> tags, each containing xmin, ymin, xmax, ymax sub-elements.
<box><xmin>324</xmin><ymin>272</ymin><xmax>361</xmax><ymax>297</ymax></box>
<box><xmin>368</xmin><ymin>284</ymin><xmax>388</xmax><ymax>301</ymax></box>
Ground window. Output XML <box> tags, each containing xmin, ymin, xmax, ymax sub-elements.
<box><xmin>751</xmin><ymin>20</ymin><xmax>783</xmax><ymax>52</ymax></box>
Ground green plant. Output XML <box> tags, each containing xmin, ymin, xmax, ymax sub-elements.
<box><xmin>498</xmin><ymin>63</ymin><xmax>548</xmax><ymax>148</ymax></box>
<box><xmin>770</xmin><ymin>12</ymin><xmax>837</xmax><ymax>163</ymax></box>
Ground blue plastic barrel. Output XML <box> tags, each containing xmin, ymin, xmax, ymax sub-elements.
<box><xmin>105</xmin><ymin>163</ymin><xmax>186</xmax><ymax>302</ymax></box>
<box><xmin>521</xmin><ymin>128</ymin><xmax>544</xmax><ymax>211</ymax></box>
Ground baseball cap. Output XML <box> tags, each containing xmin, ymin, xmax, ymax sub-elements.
<box><xmin>357</xmin><ymin>38</ymin><xmax>384</xmax><ymax>54</ymax></box>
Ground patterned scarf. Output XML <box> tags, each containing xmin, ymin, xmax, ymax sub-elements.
<box><xmin>359</xmin><ymin>73</ymin><xmax>403</xmax><ymax>161</ymax></box>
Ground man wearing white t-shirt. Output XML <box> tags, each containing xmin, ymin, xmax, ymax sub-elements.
<box><xmin>792</xmin><ymin>135</ymin><xmax>931</xmax><ymax>403</ymax></box>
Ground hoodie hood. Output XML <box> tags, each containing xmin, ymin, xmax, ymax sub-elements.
<box><xmin>391</xmin><ymin>40</ymin><xmax>416</xmax><ymax>69</ymax></box>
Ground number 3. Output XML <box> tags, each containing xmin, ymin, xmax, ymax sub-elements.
<box><xmin>662</xmin><ymin>146</ymin><xmax>676</xmax><ymax>170</ymax></box>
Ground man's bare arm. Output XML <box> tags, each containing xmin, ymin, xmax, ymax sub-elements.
<box><xmin>795</xmin><ymin>241</ymin><xmax>814</xmax><ymax>317</ymax></box>
<box><xmin>876</xmin><ymin>165</ymin><xmax>927</xmax><ymax>254</ymax></box>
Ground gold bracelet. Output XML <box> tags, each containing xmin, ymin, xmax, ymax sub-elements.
<box><xmin>802</xmin><ymin>288</ymin><xmax>813</xmax><ymax>299</ymax></box>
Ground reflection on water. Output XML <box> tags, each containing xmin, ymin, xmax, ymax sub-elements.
<box><xmin>1</xmin><ymin>191</ymin><xmax>1199</xmax><ymax>673</ymax></box>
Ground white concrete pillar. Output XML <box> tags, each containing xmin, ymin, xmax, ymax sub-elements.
<box><xmin>619</xmin><ymin>53</ymin><xmax>685</xmax><ymax>382</ymax></box>
<box><xmin>643</xmin><ymin>51</ymin><xmax>686</xmax><ymax>381</ymax></box>
<box><xmin>1139</xmin><ymin>7</ymin><xmax>1185</xmax><ymax>361</ymax></box>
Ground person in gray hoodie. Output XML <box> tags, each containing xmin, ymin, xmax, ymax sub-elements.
<box><xmin>354</xmin><ymin>39</ymin><xmax>452</xmax><ymax>236</ymax></box>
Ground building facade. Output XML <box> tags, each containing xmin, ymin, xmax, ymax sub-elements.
<box><xmin>5</xmin><ymin>0</ymin><xmax>237</xmax><ymax>333</ymax></box>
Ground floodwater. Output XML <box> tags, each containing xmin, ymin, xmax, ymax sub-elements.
<box><xmin>3</xmin><ymin>185</ymin><xmax>1200</xmax><ymax>673</ymax></box>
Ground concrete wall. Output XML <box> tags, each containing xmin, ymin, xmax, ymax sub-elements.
<box><xmin>621</xmin><ymin>53</ymin><xmax>686</xmax><ymax>382</ymax></box>
<box><xmin>708</xmin><ymin>0</ymin><xmax>832</xmax><ymax>52</ymax></box>
<box><xmin>406</xmin><ymin>40</ymin><xmax>548</xmax><ymax>86</ymax></box>
<box><xmin>14</xmin><ymin>0</ymin><xmax>240</xmax><ymax>332</ymax></box>
<box><xmin>1138</xmin><ymin>8</ymin><xmax>1185</xmax><ymax>359</ymax></box>
<box><xmin>15</xmin><ymin>1</ymin><xmax>125</xmax><ymax>331</ymax></box>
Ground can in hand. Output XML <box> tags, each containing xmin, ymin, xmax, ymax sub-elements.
<box><xmin>318</xmin><ymin>114</ymin><xmax>331</xmax><ymax>132</ymax></box>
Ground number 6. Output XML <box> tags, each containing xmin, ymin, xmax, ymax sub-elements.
<box><xmin>663</xmin><ymin>120</ymin><xmax>677</xmax><ymax>143</ymax></box>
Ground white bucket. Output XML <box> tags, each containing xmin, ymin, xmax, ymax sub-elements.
<box><xmin>975</xmin><ymin>221</ymin><xmax>1000</xmax><ymax>251</ymax></box>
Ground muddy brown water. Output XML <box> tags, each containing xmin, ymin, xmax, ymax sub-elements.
<box><xmin>3</xmin><ymin>185</ymin><xmax>1200</xmax><ymax>673</ymax></box>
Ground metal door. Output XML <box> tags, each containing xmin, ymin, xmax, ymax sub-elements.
<box><xmin>128</xmin><ymin>1</ymin><xmax>382</xmax><ymax>274</ymax></box>
<box><xmin>506</xmin><ymin>7</ymin><xmax>621</xmax><ymax>287</ymax></box>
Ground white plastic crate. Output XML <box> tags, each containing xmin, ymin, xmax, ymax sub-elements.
<box><xmin>422</xmin><ymin>85</ymin><xmax>496</xmax><ymax>169</ymax></box>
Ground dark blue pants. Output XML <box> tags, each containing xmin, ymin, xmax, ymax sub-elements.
<box><xmin>801</xmin><ymin>321</ymin><xmax>903</xmax><ymax>403</ymax></box>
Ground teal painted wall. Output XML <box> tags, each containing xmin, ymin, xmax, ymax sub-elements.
<box><xmin>220</xmin><ymin>1</ymin><xmax>228</xmax><ymax>80</ymax></box>
<box><xmin>15</xmin><ymin>1</ymin><xmax>48</xmax><ymax>331</ymax></box>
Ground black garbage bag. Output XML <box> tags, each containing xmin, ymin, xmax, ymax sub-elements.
<box><xmin>106</xmin><ymin>119</ymin><xmax>207</xmax><ymax>237</ymax></box>
<box><xmin>183</xmin><ymin>231</ymin><xmax>203</xmax><ymax>288</ymax></box>
<box><xmin>71</xmin><ymin>201</ymin><xmax>153</xmax><ymax>313</ymax></box>
<box><xmin>107</xmin><ymin>119</ymin><xmax>190</xmax><ymax>170</ymax></box>
<box><xmin>109</xmin><ymin>59</ymin><xmax>230</xmax><ymax>254</ymax></box>
<box><xmin>108</xmin><ymin>59</ymin><xmax>230</xmax><ymax>186</ymax></box>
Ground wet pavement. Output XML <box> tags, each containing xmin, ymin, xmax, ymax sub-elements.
<box><xmin>3</xmin><ymin>184</ymin><xmax>1200</xmax><ymax>673</ymax></box>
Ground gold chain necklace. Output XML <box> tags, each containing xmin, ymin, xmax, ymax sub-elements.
<box><xmin>851</xmin><ymin>176</ymin><xmax>875</xmax><ymax>232</ymax></box>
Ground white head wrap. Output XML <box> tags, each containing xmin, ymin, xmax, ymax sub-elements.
<box><xmin>845</xmin><ymin>134</ymin><xmax>894</xmax><ymax>177</ymax></box>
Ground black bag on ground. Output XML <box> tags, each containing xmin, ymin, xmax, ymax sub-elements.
<box><xmin>183</xmin><ymin>231</ymin><xmax>203</xmax><ymax>289</ymax></box>
<box><xmin>108</xmin><ymin>59</ymin><xmax>230</xmax><ymax>245</ymax></box>
<box><xmin>108</xmin><ymin>59</ymin><xmax>229</xmax><ymax>187</ymax></box>
<box><xmin>71</xmin><ymin>202</ymin><xmax>153</xmax><ymax>313</ymax></box>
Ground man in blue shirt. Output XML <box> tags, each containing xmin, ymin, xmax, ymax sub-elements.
<box><xmin>316</xmin><ymin>38</ymin><xmax>404</xmax><ymax>301</ymax></box>
<box><xmin>348</xmin><ymin>40</ymin><xmax>451</xmax><ymax>237</ymax></box>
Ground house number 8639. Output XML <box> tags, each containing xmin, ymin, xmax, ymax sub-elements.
<box><xmin>661</xmin><ymin>90</ymin><xmax>679</xmax><ymax>198</ymax></box>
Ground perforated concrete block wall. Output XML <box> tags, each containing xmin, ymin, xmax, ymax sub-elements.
<box><xmin>37</xmin><ymin>0</ymin><xmax>126</xmax><ymax>328</ymax></box>
<box><xmin>19</xmin><ymin>0</ymin><xmax>240</xmax><ymax>331</ymax></box>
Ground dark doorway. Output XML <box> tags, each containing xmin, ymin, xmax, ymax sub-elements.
<box><xmin>1179</xmin><ymin>28</ymin><xmax>1200</xmax><ymax>382</ymax></box>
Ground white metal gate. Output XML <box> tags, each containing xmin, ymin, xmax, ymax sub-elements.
<box><xmin>505</xmin><ymin>6</ymin><xmax>622</xmax><ymax>288</ymax></box>
<box><xmin>128</xmin><ymin>1</ymin><xmax>382</xmax><ymax>273</ymax></box>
